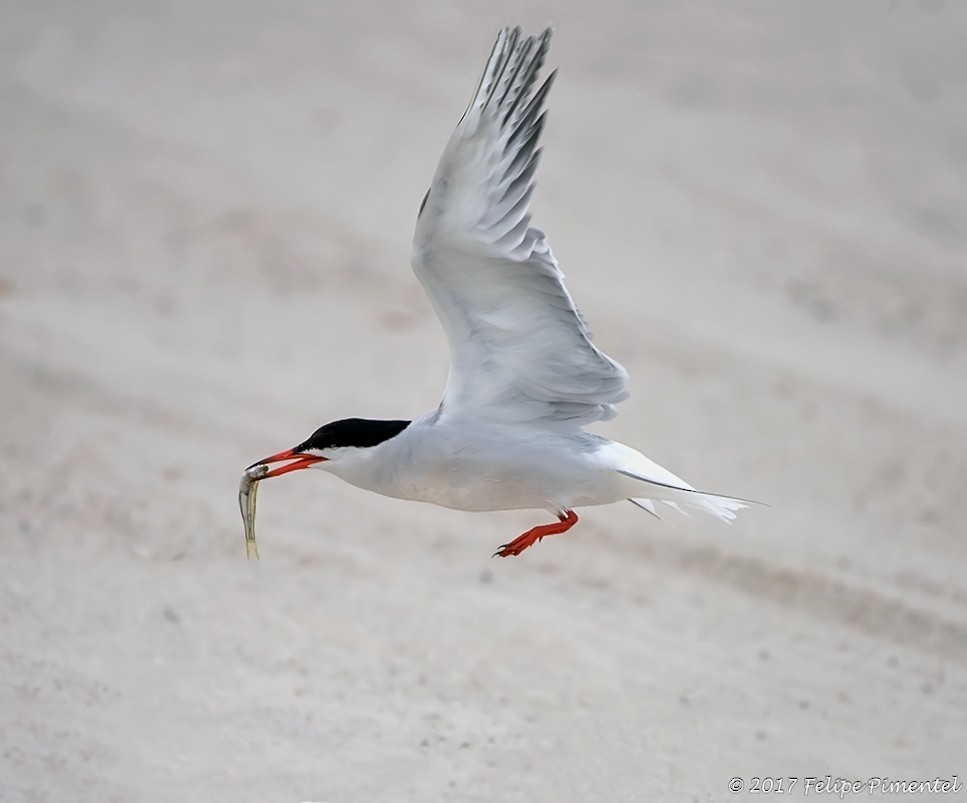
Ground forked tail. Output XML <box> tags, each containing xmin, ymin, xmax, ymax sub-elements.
<box><xmin>620</xmin><ymin>471</ymin><xmax>758</xmax><ymax>524</ymax></box>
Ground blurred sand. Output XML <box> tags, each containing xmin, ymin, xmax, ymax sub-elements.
<box><xmin>2</xmin><ymin>2</ymin><xmax>966</xmax><ymax>801</ymax></box>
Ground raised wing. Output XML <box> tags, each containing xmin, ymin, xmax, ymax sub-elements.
<box><xmin>411</xmin><ymin>27</ymin><xmax>629</xmax><ymax>428</ymax></box>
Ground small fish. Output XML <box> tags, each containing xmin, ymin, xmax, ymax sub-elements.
<box><xmin>239</xmin><ymin>463</ymin><xmax>269</xmax><ymax>559</ymax></box>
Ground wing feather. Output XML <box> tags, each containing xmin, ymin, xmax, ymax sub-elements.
<box><xmin>412</xmin><ymin>27</ymin><xmax>629</xmax><ymax>427</ymax></box>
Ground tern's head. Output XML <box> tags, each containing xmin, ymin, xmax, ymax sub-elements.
<box><xmin>247</xmin><ymin>418</ymin><xmax>411</xmax><ymax>478</ymax></box>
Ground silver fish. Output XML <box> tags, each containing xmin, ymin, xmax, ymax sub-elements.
<box><xmin>239</xmin><ymin>463</ymin><xmax>269</xmax><ymax>559</ymax></box>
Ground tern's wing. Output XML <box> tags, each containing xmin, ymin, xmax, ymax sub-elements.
<box><xmin>411</xmin><ymin>27</ymin><xmax>629</xmax><ymax>428</ymax></box>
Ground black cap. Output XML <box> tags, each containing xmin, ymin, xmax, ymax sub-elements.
<box><xmin>295</xmin><ymin>418</ymin><xmax>410</xmax><ymax>452</ymax></box>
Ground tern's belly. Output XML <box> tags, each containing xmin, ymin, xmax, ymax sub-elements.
<box><xmin>378</xmin><ymin>453</ymin><xmax>623</xmax><ymax>512</ymax></box>
<box><xmin>397</xmin><ymin>471</ymin><xmax>543</xmax><ymax>512</ymax></box>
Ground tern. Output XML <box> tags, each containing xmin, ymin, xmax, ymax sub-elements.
<box><xmin>246</xmin><ymin>26</ymin><xmax>752</xmax><ymax>557</ymax></box>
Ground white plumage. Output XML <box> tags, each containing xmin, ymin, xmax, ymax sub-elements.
<box><xmin>247</xmin><ymin>26</ymin><xmax>754</xmax><ymax>558</ymax></box>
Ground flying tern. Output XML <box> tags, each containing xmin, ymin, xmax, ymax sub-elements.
<box><xmin>244</xmin><ymin>26</ymin><xmax>752</xmax><ymax>558</ymax></box>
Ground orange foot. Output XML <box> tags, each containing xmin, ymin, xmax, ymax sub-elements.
<box><xmin>493</xmin><ymin>510</ymin><xmax>579</xmax><ymax>558</ymax></box>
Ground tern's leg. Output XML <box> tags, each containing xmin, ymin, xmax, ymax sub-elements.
<box><xmin>493</xmin><ymin>510</ymin><xmax>579</xmax><ymax>558</ymax></box>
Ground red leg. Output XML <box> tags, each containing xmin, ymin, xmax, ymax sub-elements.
<box><xmin>493</xmin><ymin>510</ymin><xmax>579</xmax><ymax>558</ymax></box>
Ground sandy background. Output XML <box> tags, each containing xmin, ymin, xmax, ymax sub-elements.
<box><xmin>2</xmin><ymin>1</ymin><xmax>966</xmax><ymax>801</ymax></box>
